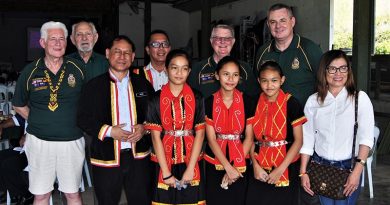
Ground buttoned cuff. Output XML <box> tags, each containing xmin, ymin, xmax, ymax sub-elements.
<box><xmin>359</xmin><ymin>139</ymin><xmax>374</xmax><ymax>149</ymax></box>
<box><xmin>300</xmin><ymin>147</ymin><xmax>314</xmax><ymax>156</ymax></box>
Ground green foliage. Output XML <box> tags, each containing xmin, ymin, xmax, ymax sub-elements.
<box><xmin>333</xmin><ymin>0</ymin><xmax>390</xmax><ymax>54</ymax></box>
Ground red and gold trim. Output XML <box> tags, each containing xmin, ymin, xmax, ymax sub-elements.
<box><xmin>98</xmin><ymin>124</ymin><xmax>110</xmax><ymax>141</ymax></box>
<box><xmin>145</xmin><ymin>123</ymin><xmax>163</xmax><ymax>131</ymax></box>
<box><xmin>252</xmin><ymin>90</ymin><xmax>294</xmax><ymax>187</ymax></box>
<box><xmin>91</xmin><ymin>139</ymin><xmax>120</xmax><ymax>167</ymax></box>
<box><xmin>194</xmin><ymin>123</ymin><xmax>205</xmax><ymax>131</ymax></box>
<box><xmin>291</xmin><ymin>116</ymin><xmax>307</xmax><ymax>127</ymax></box>
<box><xmin>144</xmin><ymin>66</ymin><xmax>154</xmax><ymax>86</ymax></box>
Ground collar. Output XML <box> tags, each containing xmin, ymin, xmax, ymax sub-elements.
<box><xmin>326</xmin><ymin>87</ymin><xmax>348</xmax><ymax>100</ymax></box>
<box><xmin>109</xmin><ymin>69</ymin><xmax>130</xmax><ymax>83</ymax></box>
<box><xmin>269</xmin><ymin>34</ymin><xmax>300</xmax><ymax>53</ymax></box>
<box><xmin>146</xmin><ymin>62</ymin><xmax>165</xmax><ymax>73</ymax></box>
<box><xmin>73</xmin><ymin>51</ymin><xmax>96</xmax><ymax>63</ymax></box>
<box><xmin>209</xmin><ymin>56</ymin><xmax>217</xmax><ymax>68</ymax></box>
<box><xmin>36</xmin><ymin>56</ymin><xmax>67</xmax><ymax>71</ymax></box>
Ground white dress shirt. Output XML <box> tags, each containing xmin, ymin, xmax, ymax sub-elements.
<box><xmin>106</xmin><ymin>70</ymin><xmax>133</xmax><ymax>149</ymax></box>
<box><xmin>300</xmin><ymin>87</ymin><xmax>374</xmax><ymax>161</ymax></box>
<box><xmin>147</xmin><ymin>63</ymin><xmax>168</xmax><ymax>91</ymax></box>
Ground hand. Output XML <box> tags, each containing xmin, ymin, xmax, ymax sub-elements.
<box><xmin>267</xmin><ymin>167</ymin><xmax>283</xmax><ymax>185</ymax></box>
<box><xmin>253</xmin><ymin>163</ymin><xmax>268</xmax><ymax>182</ymax></box>
<box><xmin>220</xmin><ymin>174</ymin><xmax>229</xmax><ymax>189</ymax></box>
<box><xmin>343</xmin><ymin>170</ymin><xmax>361</xmax><ymax>196</ymax></box>
<box><xmin>225</xmin><ymin>165</ymin><xmax>243</xmax><ymax>184</ymax></box>
<box><xmin>180</xmin><ymin>168</ymin><xmax>194</xmax><ymax>187</ymax></box>
<box><xmin>19</xmin><ymin>134</ymin><xmax>26</xmax><ymax>147</ymax></box>
<box><xmin>301</xmin><ymin>174</ymin><xmax>314</xmax><ymax>196</ymax></box>
<box><xmin>110</xmin><ymin>124</ymin><xmax>132</xmax><ymax>141</ymax></box>
<box><xmin>163</xmin><ymin>174</ymin><xmax>177</xmax><ymax>188</ymax></box>
<box><xmin>127</xmin><ymin>124</ymin><xmax>145</xmax><ymax>143</ymax></box>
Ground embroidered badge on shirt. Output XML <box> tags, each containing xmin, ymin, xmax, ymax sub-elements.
<box><xmin>200</xmin><ymin>73</ymin><xmax>215</xmax><ymax>84</ymax></box>
<box><xmin>68</xmin><ymin>74</ymin><xmax>76</xmax><ymax>87</ymax></box>
<box><xmin>291</xmin><ymin>57</ymin><xmax>300</xmax><ymax>69</ymax></box>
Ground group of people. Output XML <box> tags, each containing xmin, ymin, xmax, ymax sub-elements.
<box><xmin>7</xmin><ymin>2</ymin><xmax>374</xmax><ymax>205</ymax></box>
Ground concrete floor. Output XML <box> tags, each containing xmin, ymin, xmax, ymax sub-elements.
<box><xmin>2</xmin><ymin>115</ymin><xmax>389</xmax><ymax>205</ymax></box>
<box><xmin>1</xmin><ymin>154</ymin><xmax>389</xmax><ymax>205</ymax></box>
<box><xmin>33</xmin><ymin>154</ymin><xmax>390</xmax><ymax>205</ymax></box>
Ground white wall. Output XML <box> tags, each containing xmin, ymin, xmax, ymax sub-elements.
<box><xmin>119</xmin><ymin>2</ymin><xmax>190</xmax><ymax>64</ymax></box>
<box><xmin>189</xmin><ymin>0</ymin><xmax>330</xmax><ymax>57</ymax></box>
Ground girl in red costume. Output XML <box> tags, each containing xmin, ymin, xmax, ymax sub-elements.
<box><xmin>246</xmin><ymin>61</ymin><xmax>306</xmax><ymax>205</ymax></box>
<box><xmin>204</xmin><ymin>56</ymin><xmax>255</xmax><ymax>205</ymax></box>
<box><xmin>145</xmin><ymin>49</ymin><xmax>205</xmax><ymax>205</ymax></box>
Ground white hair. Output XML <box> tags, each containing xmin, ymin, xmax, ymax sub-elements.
<box><xmin>40</xmin><ymin>21</ymin><xmax>68</xmax><ymax>41</ymax></box>
<box><xmin>71</xmin><ymin>21</ymin><xmax>97</xmax><ymax>36</ymax></box>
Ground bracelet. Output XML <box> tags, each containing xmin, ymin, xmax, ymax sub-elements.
<box><xmin>299</xmin><ymin>172</ymin><xmax>307</xmax><ymax>177</ymax></box>
<box><xmin>356</xmin><ymin>158</ymin><xmax>366</xmax><ymax>166</ymax></box>
<box><xmin>163</xmin><ymin>174</ymin><xmax>173</xmax><ymax>180</ymax></box>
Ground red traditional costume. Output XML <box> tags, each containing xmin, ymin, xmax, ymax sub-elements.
<box><xmin>204</xmin><ymin>89</ymin><xmax>255</xmax><ymax>205</ymax></box>
<box><xmin>145</xmin><ymin>83</ymin><xmax>206</xmax><ymax>205</ymax></box>
<box><xmin>246</xmin><ymin>89</ymin><xmax>306</xmax><ymax>205</ymax></box>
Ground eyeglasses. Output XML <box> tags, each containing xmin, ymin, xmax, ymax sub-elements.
<box><xmin>149</xmin><ymin>41</ymin><xmax>170</xmax><ymax>48</ymax></box>
<box><xmin>326</xmin><ymin>65</ymin><xmax>349</xmax><ymax>74</ymax></box>
<box><xmin>211</xmin><ymin>36</ymin><xmax>234</xmax><ymax>43</ymax></box>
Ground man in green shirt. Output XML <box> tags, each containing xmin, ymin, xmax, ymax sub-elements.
<box><xmin>255</xmin><ymin>3</ymin><xmax>323</xmax><ymax>106</ymax></box>
<box><xmin>188</xmin><ymin>24</ymin><xmax>259</xmax><ymax>99</ymax></box>
<box><xmin>12</xmin><ymin>21</ymin><xmax>85</xmax><ymax>205</ymax></box>
<box><xmin>68</xmin><ymin>21</ymin><xmax>108</xmax><ymax>82</ymax></box>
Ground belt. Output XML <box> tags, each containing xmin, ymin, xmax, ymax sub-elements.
<box><xmin>163</xmin><ymin>130</ymin><xmax>193</xmax><ymax>137</ymax></box>
<box><xmin>255</xmin><ymin>140</ymin><xmax>288</xmax><ymax>147</ymax></box>
<box><xmin>217</xmin><ymin>134</ymin><xmax>241</xmax><ymax>140</ymax></box>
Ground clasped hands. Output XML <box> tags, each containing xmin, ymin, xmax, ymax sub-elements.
<box><xmin>163</xmin><ymin>169</ymin><xmax>193</xmax><ymax>190</ymax></box>
<box><xmin>220</xmin><ymin>165</ymin><xmax>243</xmax><ymax>190</ymax></box>
<box><xmin>110</xmin><ymin>123</ymin><xmax>145</xmax><ymax>142</ymax></box>
<box><xmin>253</xmin><ymin>163</ymin><xmax>283</xmax><ymax>185</ymax></box>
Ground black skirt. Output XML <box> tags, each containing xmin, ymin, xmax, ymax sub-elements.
<box><xmin>245</xmin><ymin>161</ymin><xmax>300</xmax><ymax>205</ymax></box>
<box><xmin>152</xmin><ymin>160</ymin><xmax>205</xmax><ymax>205</ymax></box>
<box><xmin>205</xmin><ymin>161</ymin><xmax>248</xmax><ymax>205</ymax></box>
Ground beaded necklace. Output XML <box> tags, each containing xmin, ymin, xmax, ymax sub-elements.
<box><xmin>44</xmin><ymin>68</ymin><xmax>65</xmax><ymax>111</ymax></box>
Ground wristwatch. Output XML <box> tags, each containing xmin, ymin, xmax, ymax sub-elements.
<box><xmin>356</xmin><ymin>158</ymin><xmax>366</xmax><ymax>166</ymax></box>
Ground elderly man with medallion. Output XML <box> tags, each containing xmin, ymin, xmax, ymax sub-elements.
<box><xmin>12</xmin><ymin>21</ymin><xmax>85</xmax><ymax>205</ymax></box>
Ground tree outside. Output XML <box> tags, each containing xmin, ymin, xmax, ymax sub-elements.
<box><xmin>333</xmin><ymin>0</ymin><xmax>390</xmax><ymax>54</ymax></box>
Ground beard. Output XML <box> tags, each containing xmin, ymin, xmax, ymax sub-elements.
<box><xmin>77</xmin><ymin>44</ymin><xmax>93</xmax><ymax>52</ymax></box>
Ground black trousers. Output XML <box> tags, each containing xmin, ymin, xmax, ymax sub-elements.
<box><xmin>92</xmin><ymin>149</ymin><xmax>152</xmax><ymax>205</ymax></box>
<box><xmin>0</xmin><ymin>149</ymin><xmax>30</xmax><ymax>198</ymax></box>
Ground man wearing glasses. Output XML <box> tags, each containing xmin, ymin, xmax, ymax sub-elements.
<box><xmin>188</xmin><ymin>24</ymin><xmax>259</xmax><ymax>98</ymax></box>
<box><xmin>68</xmin><ymin>21</ymin><xmax>109</xmax><ymax>82</ymax></box>
<box><xmin>134</xmin><ymin>30</ymin><xmax>171</xmax><ymax>91</ymax></box>
<box><xmin>255</xmin><ymin>3</ymin><xmax>322</xmax><ymax>105</ymax></box>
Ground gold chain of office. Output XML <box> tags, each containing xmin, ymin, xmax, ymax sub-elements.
<box><xmin>44</xmin><ymin>68</ymin><xmax>65</xmax><ymax>112</ymax></box>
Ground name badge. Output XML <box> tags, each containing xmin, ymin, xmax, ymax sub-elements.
<box><xmin>200</xmin><ymin>72</ymin><xmax>215</xmax><ymax>84</ymax></box>
<box><xmin>136</xmin><ymin>92</ymin><xmax>147</xmax><ymax>97</ymax></box>
<box><xmin>31</xmin><ymin>77</ymin><xmax>48</xmax><ymax>91</ymax></box>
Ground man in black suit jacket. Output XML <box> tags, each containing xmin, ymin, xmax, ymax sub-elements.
<box><xmin>78</xmin><ymin>35</ymin><xmax>154</xmax><ymax>205</ymax></box>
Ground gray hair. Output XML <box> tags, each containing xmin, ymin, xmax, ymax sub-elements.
<box><xmin>40</xmin><ymin>21</ymin><xmax>68</xmax><ymax>41</ymax></box>
<box><xmin>210</xmin><ymin>24</ymin><xmax>235</xmax><ymax>39</ymax></box>
<box><xmin>71</xmin><ymin>21</ymin><xmax>97</xmax><ymax>36</ymax></box>
<box><xmin>268</xmin><ymin>3</ymin><xmax>294</xmax><ymax>18</ymax></box>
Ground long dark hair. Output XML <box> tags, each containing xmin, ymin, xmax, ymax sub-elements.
<box><xmin>316</xmin><ymin>50</ymin><xmax>356</xmax><ymax>104</ymax></box>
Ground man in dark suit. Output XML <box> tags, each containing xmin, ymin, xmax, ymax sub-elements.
<box><xmin>77</xmin><ymin>35</ymin><xmax>154</xmax><ymax>205</ymax></box>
